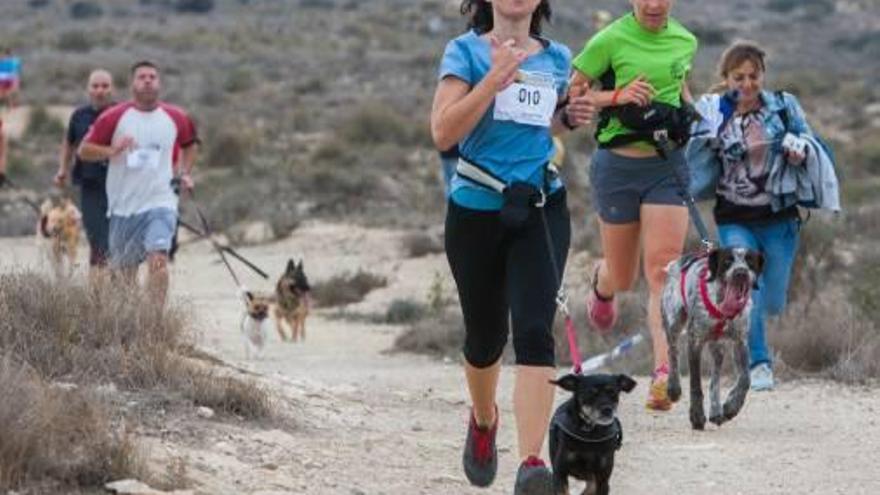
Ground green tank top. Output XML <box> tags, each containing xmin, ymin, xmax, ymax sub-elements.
<box><xmin>572</xmin><ymin>13</ymin><xmax>697</xmax><ymax>149</ymax></box>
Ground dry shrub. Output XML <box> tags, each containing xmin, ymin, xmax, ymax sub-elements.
<box><xmin>205</xmin><ymin>131</ymin><xmax>252</xmax><ymax>169</ymax></box>
<box><xmin>337</xmin><ymin>102</ymin><xmax>427</xmax><ymax>147</ymax></box>
<box><xmin>384</xmin><ymin>298</ymin><xmax>427</xmax><ymax>324</ymax></box>
<box><xmin>312</xmin><ymin>270</ymin><xmax>387</xmax><ymax>307</ymax></box>
<box><xmin>849</xmin><ymin>250</ymin><xmax>880</xmax><ymax>321</ymax></box>
<box><xmin>401</xmin><ymin>231</ymin><xmax>444</xmax><ymax>258</ymax></box>
<box><xmin>771</xmin><ymin>294</ymin><xmax>880</xmax><ymax>384</ymax></box>
<box><xmin>391</xmin><ymin>309</ymin><xmax>464</xmax><ymax>360</ymax></box>
<box><xmin>175</xmin><ymin>369</ymin><xmax>272</xmax><ymax>420</ymax></box>
<box><xmin>0</xmin><ymin>357</ymin><xmax>142</xmax><ymax>491</ymax></box>
<box><xmin>0</xmin><ymin>271</ymin><xmax>274</xmax><ymax>489</ymax></box>
<box><xmin>0</xmin><ymin>273</ymin><xmax>189</xmax><ymax>387</ymax></box>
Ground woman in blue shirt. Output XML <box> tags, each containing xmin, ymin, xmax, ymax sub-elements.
<box><xmin>430</xmin><ymin>1</ymin><xmax>593</xmax><ymax>493</ymax></box>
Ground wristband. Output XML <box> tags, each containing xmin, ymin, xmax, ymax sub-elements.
<box><xmin>611</xmin><ymin>87</ymin><xmax>622</xmax><ymax>106</ymax></box>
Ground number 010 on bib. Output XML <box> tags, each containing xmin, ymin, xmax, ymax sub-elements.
<box><xmin>493</xmin><ymin>70</ymin><xmax>558</xmax><ymax>128</ymax></box>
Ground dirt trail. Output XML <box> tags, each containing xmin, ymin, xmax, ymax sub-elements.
<box><xmin>1</xmin><ymin>222</ymin><xmax>878</xmax><ymax>495</ymax></box>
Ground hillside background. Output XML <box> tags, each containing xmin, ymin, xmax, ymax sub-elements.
<box><xmin>1</xmin><ymin>0</ymin><xmax>879</xmax><ymax>345</ymax></box>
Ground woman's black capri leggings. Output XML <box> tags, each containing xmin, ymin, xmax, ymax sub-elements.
<box><xmin>445</xmin><ymin>189</ymin><xmax>571</xmax><ymax>368</ymax></box>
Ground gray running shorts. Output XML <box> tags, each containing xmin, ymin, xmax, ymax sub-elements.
<box><xmin>589</xmin><ymin>148</ymin><xmax>688</xmax><ymax>224</ymax></box>
<box><xmin>109</xmin><ymin>207</ymin><xmax>177</xmax><ymax>268</ymax></box>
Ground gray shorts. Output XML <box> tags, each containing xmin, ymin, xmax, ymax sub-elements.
<box><xmin>109</xmin><ymin>207</ymin><xmax>177</xmax><ymax>268</ymax></box>
<box><xmin>589</xmin><ymin>148</ymin><xmax>688</xmax><ymax>224</ymax></box>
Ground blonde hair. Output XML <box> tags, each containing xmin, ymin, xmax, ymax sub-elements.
<box><xmin>710</xmin><ymin>40</ymin><xmax>767</xmax><ymax>93</ymax></box>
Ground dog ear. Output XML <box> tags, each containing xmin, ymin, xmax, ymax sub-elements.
<box><xmin>297</xmin><ymin>259</ymin><xmax>304</xmax><ymax>271</ymax></box>
<box><xmin>286</xmin><ymin>259</ymin><xmax>296</xmax><ymax>273</ymax></box>
<box><xmin>746</xmin><ymin>250</ymin><xmax>765</xmax><ymax>275</ymax></box>
<box><xmin>616</xmin><ymin>374</ymin><xmax>637</xmax><ymax>393</ymax></box>
<box><xmin>706</xmin><ymin>249</ymin><xmax>720</xmax><ymax>282</ymax></box>
<box><xmin>549</xmin><ymin>374</ymin><xmax>579</xmax><ymax>392</ymax></box>
<box><xmin>244</xmin><ymin>291</ymin><xmax>254</xmax><ymax>302</ymax></box>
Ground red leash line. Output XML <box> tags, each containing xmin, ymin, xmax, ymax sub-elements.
<box><xmin>564</xmin><ymin>315</ymin><xmax>582</xmax><ymax>374</ymax></box>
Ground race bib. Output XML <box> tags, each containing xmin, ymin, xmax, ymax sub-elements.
<box><xmin>493</xmin><ymin>70</ymin><xmax>558</xmax><ymax>127</ymax></box>
<box><xmin>126</xmin><ymin>145</ymin><xmax>161</xmax><ymax>170</ymax></box>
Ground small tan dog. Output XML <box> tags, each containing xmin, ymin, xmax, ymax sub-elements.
<box><xmin>37</xmin><ymin>195</ymin><xmax>81</xmax><ymax>276</ymax></box>
<box><xmin>274</xmin><ymin>259</ymin><xmax>311</xmax><ymax>342</ymax></box>
<box><xmin>241</xmin><ymin>290</ymin><xmax>275</xmax><ymax>360</ymax></box>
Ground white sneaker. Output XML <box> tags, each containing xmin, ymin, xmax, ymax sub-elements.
<box><xmin>750</xmin><ymin>363</ymin><xmax>775</xmax><ymax>391</ymax></box>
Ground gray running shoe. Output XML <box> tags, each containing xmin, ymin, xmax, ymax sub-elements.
<box><xmin>462</xmin><ymin>408</ymin><xmax>498</xmax><ymax>487</ymax></box>
<box><xmin>513</xmin><ymin>456</ymin><xmax>554</xmax><ymax>495</ymax></box>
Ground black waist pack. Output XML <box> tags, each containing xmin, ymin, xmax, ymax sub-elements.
<box><xmin>500</xmin><ymin>182</ymin><xmax>544</xmax><ymax>229</ymax></box>
<box><xmin>615</xmin><ymin>101</ymin><xmax>700</xmax><ymax>145</ymax></box>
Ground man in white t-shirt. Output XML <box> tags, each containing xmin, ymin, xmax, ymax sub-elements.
<box><xmin>79</xmin><ymin>60</ymin><xmax>199</xmax><ymax>305</ymax></box>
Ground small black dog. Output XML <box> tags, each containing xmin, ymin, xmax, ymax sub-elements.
<box><xmin>549</xmin><ymin>373</ymin><xmax>637</xmax><ymax>495</ymax></box>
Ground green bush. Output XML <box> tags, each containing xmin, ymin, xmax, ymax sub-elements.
<box><xmin>385</xmin><ymin>299</ymin><xmax>427</xmax><ymax>324</ymax></box>
<box><xmin>391</xmin><ymin>310</ymin><xmax>465</xmax><ymax>360</ymax></box>
<box><xmin>223</xmin><ymin>68</ymin><xmax>255</xmax><ymax>93</ymax></box>
<box><xmin>26</xmin><ymin>105</ymin><xmax>65</xmax><ymax>138</ymax></box>
<box><xmin>338</xmin><ymin>102</ymin><xmax>425</xmax><ymax>147</ymax></box>
<box><xmin>850</xmin><ymin>251</ymin><xmax>880</xmax><ymax>321</ymax></box>
<box><xmin>175</xmin><ymin>0</ymin><xmax>215</xmax><ymax>13</ymax></box>
<box><xmin>312</xmin><ymin>270</ymin><xmax>388</xmax><ymax>307</ymax></box>
<box><xmin>56</xmin><ymin>30</ymin><xmax>94</xmax><ymax>52</ymax></box>
<box><xmin>69</xmin><ymin>1</ymin><xmax>103</xmax><ymax>19</ymax></box>
<box><xmin>205</xmin><ymin>131</ymin><xmax>251</xmax><ymax>168</ymax></box>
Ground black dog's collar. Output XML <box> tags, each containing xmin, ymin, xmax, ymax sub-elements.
<box><xmin>553</xmin><ymin>408</ymin><xmax>623</xmax><ymax>450</ymax></box>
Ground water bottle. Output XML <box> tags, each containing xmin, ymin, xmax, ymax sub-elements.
<box><xmin>579</xmin><ymin>334</ymin><xmax>645</xmax><ymax>373</ymax></box>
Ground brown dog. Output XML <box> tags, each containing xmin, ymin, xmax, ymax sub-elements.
<box><xmin>241</xmin><ymin>290</ymin><xmax>275</xmax><ymax>360</ymax></box>
<box><xmin>274</xmin><ymin>259</ymin><xmax>311</xmax><ymax>342</ymax></box>
<box><xmin>37</xmin><ymin>196</ymin><xmax>81</xmax><ymax>276</ymax></box>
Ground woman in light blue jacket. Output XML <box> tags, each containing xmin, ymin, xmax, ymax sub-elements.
<box><xmin>687</xmin><ymin>40</ymin><xmax>837</xmax><ymax>391</ymax></box>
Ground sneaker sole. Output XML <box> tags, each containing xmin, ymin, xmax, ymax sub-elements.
<box><xmin>515</xmin><ymin>472</ymin><xmax>553</xmax><ymax>495</ymax></box>
<box><xmin>645</xmin><ymin>400</ymin><xmax>673</xmax><ymax>411</ymax></box>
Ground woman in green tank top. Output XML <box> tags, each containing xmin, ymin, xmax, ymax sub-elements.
<box><xmin>570</xmin><ymin>0</ymin><xmax>698</xmax><ymax>412</ymax></box>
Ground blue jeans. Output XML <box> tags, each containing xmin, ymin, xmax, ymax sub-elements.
<box><xmin>718</xmin><ymin>218</ymin><xmax>800</xmax><ymax>369</ymax></box>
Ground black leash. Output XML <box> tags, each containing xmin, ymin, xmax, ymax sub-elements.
<box><xmin>536</xmin><ymin>202</ymin><xmax>585</xmax><ymax>374</ymax></box>
<box><xmin>657</xmin><ymin>136</ymin><xmax>715</xmax><ymax>252</ymax></box>
<box><xmin>176</xmin><ymin>217</ymin><xmax>269</xmax><ymax>279</ymax></box>
<box><xmin>188</xmin><ymin>194</ymin><xmax>245</xmax><ymax>289</ymax></box>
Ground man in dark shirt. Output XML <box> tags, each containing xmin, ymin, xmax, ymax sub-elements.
<box><xmin>55</xmin><ymin>69</ymin><xmax>115</xmax><ymax>276</ymax></box>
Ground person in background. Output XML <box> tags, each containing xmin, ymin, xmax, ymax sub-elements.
<box><xmin>687</xmin><ymin>40</ymin><xmax>838</xmax><ymax>391</ymax></box>
<box><xmin>55</xmin><ymin>69</ymin><xmax>116</xmax><ymax>280</ymax></box>
<box><xmin>79</xmin><ymin>61</ymin><xmax>199</xmax><ymax>306</ymax></box>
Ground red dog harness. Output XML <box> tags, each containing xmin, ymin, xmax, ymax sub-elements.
<box><xmin>680</xmin><ymin>265</ymin><xmax>744</xmax><ymax>340</ymax></box>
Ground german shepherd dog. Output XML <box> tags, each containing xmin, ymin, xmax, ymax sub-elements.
<box><xmin>37</xmin><ymin>195</ymin><xmax>81</xmax><ymax>276</ymax></box>
<box><xmin>274</xmin><ymin>259</ymin><xmax>311</xmax><ymax>342</ymax></box>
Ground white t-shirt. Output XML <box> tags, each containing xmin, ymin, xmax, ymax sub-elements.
<box><xmin>84</xmin><ymin>101</ymin><xmax>197</xmax><ymax>217</ymax></box>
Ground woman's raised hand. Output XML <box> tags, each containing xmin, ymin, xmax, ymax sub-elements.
<box><xmin>488</xmin><ymin>36</ymin><xmax>528</xmax><ymax>92</ymax></box>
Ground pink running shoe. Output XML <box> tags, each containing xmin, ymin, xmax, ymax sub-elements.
<box><xmin>587</xmin><ymin>264</ymin><xmax>617</xmax><ymax>332</ymax></box>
